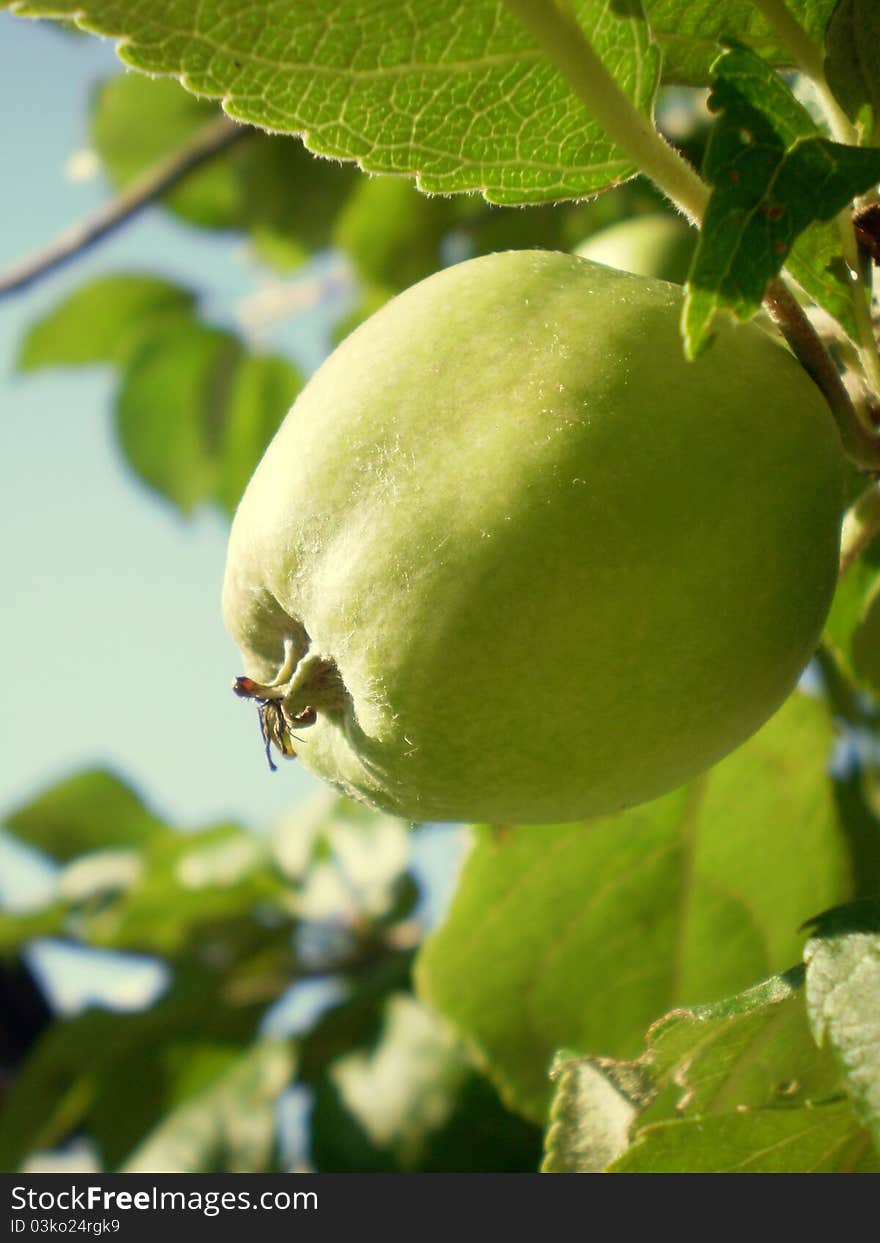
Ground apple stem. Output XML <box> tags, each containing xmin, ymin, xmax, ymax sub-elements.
<box><xmin>272</xmin><ymin>651</ymin><xmax>350</xmax><ymax>719</ymax></box>
<box><xmin>839</xmin><ymin>482</ymin><xmax>880</xmax><ymax>578</ymax></box>
<box><xmin>504</xmin><ymin>0</ymin><xmax>880</xmax><ymax>468</ymax></box>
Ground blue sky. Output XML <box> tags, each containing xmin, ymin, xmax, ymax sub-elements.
<box><xmin>0</xmin><ymin>13</ymin><xmax>345</xmax><ymax>834</ymax></box>
<box><xmin>0</xmin><ymin>18</ymin><xmax>466</xmax><ymax>1022</ymax></box>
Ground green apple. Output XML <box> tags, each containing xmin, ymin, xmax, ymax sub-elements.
<box><xmin>222</xmin><ymin>250</ymin><xmax>842</xmax><ymax>823</ymax></box>
<box><xmin>574</xmin><ymin>213</ymin><xmax>695</xmax><ymax>283</ymax></box>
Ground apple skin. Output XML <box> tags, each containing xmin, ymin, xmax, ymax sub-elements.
<box><xmin>574</xmin><ymin>213</ymin><xmax>695</xmax><ymax>283</ymax></box>
<box><xmin>222</xmin><ymin>250</ymin><xmax>842</xmax><ymax>824</ymax></box>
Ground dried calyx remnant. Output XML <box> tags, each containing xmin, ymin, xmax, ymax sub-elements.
<box><xmin>232</xmin><ymin>636</ymin><xmax>347</xmax><ymax>771</ymax></box>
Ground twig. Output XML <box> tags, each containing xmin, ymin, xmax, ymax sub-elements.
<box><xmin>0</xmin><ymin>115</ymin><xmax>249</xmax><ymax>299</ymax></box>
<box><xmin>763</xmin><ymin>279</ymin><xmax>880</xmax><ymax>469</ymax></box>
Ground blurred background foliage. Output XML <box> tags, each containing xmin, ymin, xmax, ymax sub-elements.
<box><xmin>3</xmin><ymin>32</ymin><xmax>667</xmax><ymax>1172</ymax></box>
<box><xmin>2</xmin><ymin>12</ymin><xmax>879</xmax><ymax>1175</ymax></box>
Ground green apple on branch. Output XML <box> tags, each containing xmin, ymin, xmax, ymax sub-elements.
<box><xmin>222</xmin><ymin>2</ymin><xmax>880</xmax><ymax>825</ymax></box>
<box><xmin>4</xmin><ymin>0</ymin><xmax>880</xmax><ymax>1179</ymax></box>
<box><xmin>222</xmin><ymin>251</ymin><xmax>843</xmax><ymax>822</ymax></box>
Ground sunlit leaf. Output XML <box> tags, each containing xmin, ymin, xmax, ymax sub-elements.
<box><xmin>310</xmin><ymin>994</ymin><xmax>542</xmax><ymax>1171</ymax></box>
<box><xmin>115</xmin><ymin>322</ymin><xmax>300</xmax><ymax>515</ymax></box>
<box><xmin>546</xmin><ymin>967</ymin><xmax>876</xmax><ymax>1172</ymax></box>
<box><xmin>91</xmin><ymin>73</ymin><xmax>359</xmax><ymax>266</ymax></box>
<box><xmin>542</xmin><ymin>1050</ymin><xmax>654</xmax><ymax>1173</ymax></box>
<box><xmin>610</xmin><ymin>1101</ymin><xmax>877</xmax><ymax>1171</ymax></box>
<box><xmin>17</xmin><ymin>275</ymin><xmax>196</xmax><ymax>370</ymax></box>
<box><xmin>122</xmin><ymin>1039</ymin><xmax>294</xmax><ymax>1172</ymax></box>
<box><xmin>4</xmin><ymin>769</ymin><xmax>164</xmax><ymax>862</ymax></box>
<box><xmin>4</xmin><ymin>0</ymin><xmax>661</xmax><ymax>205</ymax></box>
<box><xmin>825</xmin><ymin>0</ymin><xmax>880</xmax><ymax>136</ymax></box>
<box><xmin>418</xmin><ymin>693</ymin><xmax>880</xmax><ymax>1122</ymax></box>
<box><xmin>805</xmin><ymin>901</ymin><xmax>880</xmax><ymax>1148</ymax></box>
<box><xmin>643</xmin><ymin>0</ymin><xmax>837</xmax><ymax>86</ymax></box>
<box><xmin>0</xmin><ymin>973</ymin><xmax>263</xmax><ymax>1170</ymax></box>
<box><xmin>786</xmin><ymin>219</ymin><xmax>861</xmax><ymax>343</ymax></box>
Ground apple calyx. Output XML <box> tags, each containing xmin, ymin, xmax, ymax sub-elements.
<box><xmin>232</xmin><ymin>639</ymin><xmax>348</xmax><ymax>770</ymax></box>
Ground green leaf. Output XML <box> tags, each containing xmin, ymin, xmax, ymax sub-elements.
<box><xmin>0</xmin><ymin>906</ymin><xmax>69</xmax><ymax>954</ymax></box>
<box><xmin>17</xmin><ymin>275</ymin><xmax>301</xmax><ymax>517</ymax></box>
<box><xmin>644</xmin><ymin>0</ymin><xmax>837</xmax><ymax>86</ymax></box>
<box><xmin>121</xmin><ymin>1040</ymin><xmax>294</xmax><ymax>1172</ymax></box>
<box><xmin>213</xmin><ymin>353</ymin><xmax>302</xmax><ymax>515</ymax></box>
<box><xmin>541</xmin><ymin>1051</ymin><xmax>655</xmax><ymax>1172</ymax></box>
<box><xmin>642</xmin><ymin>968</ymin><xmax>840</xmax><ymax>1114</ymax></box>
<box><xmin>4</xmin><ymin>769</ymin><xmax>164</xmax><ymax>862</ymax></box>
<box><xmin>17</xmin><ymin>275</ymin><xmax>196</xmax><ymax>371</ymax></box>
<box><xmin>805</xmin><ymin>901</ymin><xmax>880</xmax><ymax>1149</ymax></box>
<box><xmin>115</xmin><ymin>324</ymin><xmax>241</xmax><ymax>514</ymax></box>
<box><xmin>75</xmin><ymin>821</ymin><xmax>289</xmax><ymax>962</ymax></box>
<box><xmin>0</xmin><ymin>973</ymin><xmax>264</xmax><ymax>1170</ymax></box>
<box><xmin>683</xmin><ymin>44</ymin><xmax>880</xmax><ymax>355</ymax></box>
<box><xmin>91</xmin><ymin>74</ymin><xmax>360</xmax><ymax>266</ymax></box>
<box><xmin>609</xmin><ymin>1101</ymin><xmax>878</xmax><ymax>1172</ymax></box>
<box><xmin>4</xmin><ymin>0</ymin><xmax>661</xmax><ymax>205</ymax></box>
<box><xmin>310</xmin><ymin>993</ymin><xmax>542</xmax><ymax>1171</ymax></box>
<box><xmin>2</xmin><ymin>769</ymin><xmax>297</xmax><ymax>966</ymax></box>
<box><xmin>115</xmin><ymin>323</ymin><xmax>300</xmax><ymax>515</ymax></box>
<box><xmin>91</xmin><ymin>74</ymin><xmax>243</xmax><ymax>228</ymax></box>
<box><xmin>851</xmin><ymin>579</ymin><xmax>880</xmax><ymax>695</ymax></box>
<box><xmin>544</xmin><ymin>970</ymin><xmax>836</xmax><ymax>1170</ymax></box>
<box><xmin>417</xmin><ymin>693</ymin><xmax>878</xmax><ymax>1122</ymax></box>
<box><xmin>546</xmin><ymin>968</ymin><xmax>877</xmax><ymax>1172</ymax></box>
<box><xmin>825</xmin><ymin>559</ymin><xmax>880</xmax><ymax>691</ymax></box>
<box><xmin>319</xmin><ymin>994</ymin><xmax>469</xmax><ymax>1169</ymax></box>
<box><xmin>333</xmin><ymin>176</ymin><xmax>457</xmax><ymax>295</ymax></box>
<box><xmin>825</xmin><ymin>0</ymin><xmax>880</xmax><ymax>136</ymax></box>
<box><xmin>785</xmin><ymin>219</ymin><xmax>861</xmax><ymax>343</ymax></box>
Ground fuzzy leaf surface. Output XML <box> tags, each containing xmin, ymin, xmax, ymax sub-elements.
<box><xmin>4</xmin><ymin>0</ymin><xmax>661</xmax><ymax>204</ymax></box>
<box><xmin>805</xmin><ymin>902</ymin><xmax>880</xmax><ymax>1148</ymax></box>
<box><xmin>546</xmin><ymin>969</ymin><xmax>877</xmax><ymax>1172</ymax></box>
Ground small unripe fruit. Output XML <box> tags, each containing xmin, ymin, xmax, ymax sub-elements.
<box><xmin>574</xmin><ymin>212</ymin><xmax>696</xmax><ymax>283</ymax></box>
<box><xmin>222</xmin><ymin>251</ymin><xmax>842</xmax><ymax>823</ymax></box>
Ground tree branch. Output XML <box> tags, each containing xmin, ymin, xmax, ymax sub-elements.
<box><xmin>763</xmin><ymin>278</ymin><xmax>880</xmax><ymax>469</ymax></box>
<box><xmin>0</xmin><ymin>115</ymin><xmax>249</xmax><ymax>299</ymax></box>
